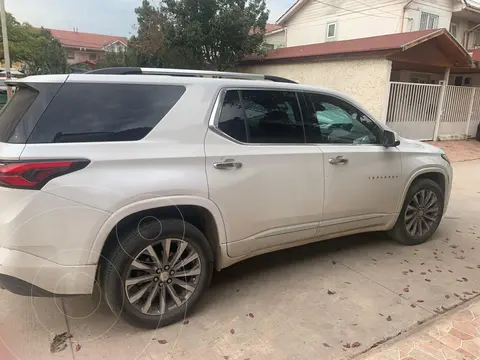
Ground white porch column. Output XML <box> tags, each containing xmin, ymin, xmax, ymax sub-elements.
<box><xmin>379</xmin><ymin>60</ymin><xmax>393</xmax><ymax>124</ymax></box>
<box><xmin>433</xmin><ymin>68</ymin><xmax>450</xmax><ymax>141</ymax></box>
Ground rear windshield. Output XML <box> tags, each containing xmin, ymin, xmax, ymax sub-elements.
<box><xmin>0</xmin><ymin>86</ymin><xmax>38</xmax><ymax>142</ymax></box>
<box><xmin>28</xmin><ymin>83</ymin><xmax>186</xmax><ymax>143</ymax></box>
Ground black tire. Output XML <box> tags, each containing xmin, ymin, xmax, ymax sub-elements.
<box><xmin>388</xmin><ymin>178</ymin><xmax>444</xmax><ymax>245</ymax></box>
<box><xmin>100</xmin><ymin>219</ymin><xmax>213</xmax><ymax>329</ymax></box>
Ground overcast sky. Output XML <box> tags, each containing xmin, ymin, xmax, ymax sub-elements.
<box><xmin>5</xmin><ymin>0</ymin><xmax>294</xmax><ymax>36</ymax></box>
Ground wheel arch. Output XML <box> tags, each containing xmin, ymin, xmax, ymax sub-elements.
<box><xmin>88</xmin><ymin>196</ymin><xmax>227</xmax><ymax>269</ymax></box>
<box><xmin>395</xmin><ymin>167</ymin><xmax>448</xmax><ymax>215</ymax></box>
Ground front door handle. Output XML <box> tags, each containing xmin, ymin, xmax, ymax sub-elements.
<box><xmin>213</xmin><ymin>159</ymin><xmax>243</xmax><ymax>170</ymax></box>
<box><xmin>329</xmin><ymin>156</ymin><xmax>348</xmax><ymax>165</ymax></box>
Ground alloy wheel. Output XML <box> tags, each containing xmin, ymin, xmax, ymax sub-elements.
<box><xmin>124</xmin><ymin>238</ymin><xmax>201</xmax><ymax>316</ymax></box>
<box><xmin>404</xmin><ymin>189</ymin><xmax>439</xmax><ymax>237</ymax></box>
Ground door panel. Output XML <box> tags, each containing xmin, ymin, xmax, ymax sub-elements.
<box><xmin>205</xmin><ymin>130</ymin><xmax>324</xmax><ymax>258</ymax></box>
<box><xmin>301</xmin><ymin>91</ymin><xmax>403</xmax><ymax>234</ymax></box>
<box><xmin>319</xmin><ymin>145</ymin><xmax>401</xmax><ymax>232</ymax></box>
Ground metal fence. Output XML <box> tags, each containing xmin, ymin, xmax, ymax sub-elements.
<box><xmin>386</xmin><ymin>82</ymin><xmax>480</xmax><ymax>140</ymax></box>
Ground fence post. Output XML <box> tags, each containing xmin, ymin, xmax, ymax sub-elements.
<box><xmin>433</xmin><ymin>68</ymin><xmax>450</xmax><ymax>141</ymax></box>
<box><xmin>465</xmin><ymin>88</ymin><xmax>476</xmax><ymax>139</ymax></box>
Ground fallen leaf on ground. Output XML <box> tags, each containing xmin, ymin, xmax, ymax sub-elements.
<box><xmin>386</xmin><ymin>252</ymin><xmax>393</xmax><ymax>255</ymax></box>
<box><xmin>436</xmin><ymin>270</ymin><xmax>442</xmax><ymax>272</ymax></box>
<box><xmin>372</xmin><ymin>259</ymin><xmax>377</xmax><ymax>261</ymax></box>
<box><xmin>345</xmin><ymin>281</ymin><xmax>351</xmax><ymax>284</ymax></box>
<box><xmin>448</xmin><ymin>270</ymin><xmax>453</xmax><ymax>273</ymax></box>
<box><xmin>224</xmin><ymin>356</ymin><xmax>229</xmax><ymax>360</ymax></box>
<box><xmin>343</xmin><ymin>343</ymin><xmax>351</xmax><ymax>348</ymax></box>
<box><xmin>230</xmin><ymin>329</ymin><xmax>235</xmax><ymax>335</ymax></box>
<box><xmin>386</xmin><ymin>316</ymin><xmax>392</xmax><ymax>321</ymax></box>
<box><xmin>409</xmin><ymin>269</ymin><xmax>413</xmax><ymax>272</ymax></box>
<box><xmin>463</xmin><ymin>277</ymin><xmax>469</xmax><ymax>281</ymax></box>
<box><xmin>420</xmin><ymin>262</ymin><xmax>425</xmax><ymax>265</ymax></box>
<box><xmin>158</xmin><ymin>340</ymin><xmax>168</xmax><ymax>344</ymax></box>
<box><xmin>402</xmin><ymin>271</ymin><xmax>409</xmax><ymax>275</ymax></box>
<box><xmin>332</xmin><ymin>261</ymin><xmax>336</xmax><ymax>265</ymax></box>
<box><xmin>425</xmin><ymin>278</ymin><xmax>431</xmax><ymax>282</ymax></box>
<box><xmin>75</xmin><ymin>344</ymin><xmax>81</xmax><ymax>352</ymax></box>
<box><xmin>420</xmin><ymin>272</ymin><xmax>427</xmax><ymax>275</ymax></box>
<box><xmin>50</xmin><ymin>332</ymin><xmax>73</xmax><ymax>354</ymax></box>
<box><xmin>411</xmin><ymin>304</ymin><xmax>416</xmax><ymax>308</ymax></box>
<box><xmin>454</xmin><ymin>293</ymin><xmax>460</xmax><ymax>297</ymax></box>
<box><xmin>403</xmin><ymin>287</ymin><xmax>409</xmax><ymax>292</ymax></box>
<box><xmin>352</xmin><ymin>342</ymin><xmax>361</xmax><ymax>348</ymax></box>
<box><xmin>327</xmin><ymin>290</ymin><xmax>336</xmax><ymax>295</ymax></box>
<box><xmin>248</xmin><ymin>313</ymin><xmax>254</xmax><ymax>318</ymax></box>
<box><xmin>466</xmin><ymin>266</ymin><xmax>474</xmax><ymax>269</ymax></box>
<box><xmin>323</xmin><ymin>343</ymin><xmax>330</xmax><ymax>347</ymax></box>
<box><xmin>445</xmin><ymin>294</ymin><xmax>450</xmax><ymax>299</ymax></box>
<box><xmin>183</xmin><ymin>320</ymin><xmax>190</xmax><ymax>325</ymax></box>
<box><xmin>464</xmin><ymin>291</ymin><xmax>473</xmax><ymax>295</ymax></box>
<box><xmin>417</xmin><ymin>300</ymin><xmax>424</xmax><ymax>303</ymax></box>
<box><xmin>450</xmin><ymin>244</ymin><xmax>458</xmax><ymax>248</ymax></box>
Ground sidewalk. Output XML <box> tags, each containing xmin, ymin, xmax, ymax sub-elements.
<box><xmin>428</xmin><ymin>140</ymin><xmax>480</xmax><ymax>163</ymax></box>
<box><xmin>361</xmin><ymin>298</ymin><xmax>480</xmax><ymax>360</ymax></box>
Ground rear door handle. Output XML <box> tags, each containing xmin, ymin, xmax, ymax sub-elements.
<box><xmin>329</xmin><ymin>156</ymin><xmax>348</xmax><ymax>165</ymax></box>
<box><xmin>213</xmin><ymin>159</ymin><xmax>243</xmax><ymax>170</ymax></box>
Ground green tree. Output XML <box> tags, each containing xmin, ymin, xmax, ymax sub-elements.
<box><xmin>162</xmin><ymin>0</ymin><xmax>269</xmax><ymax>70</ymax></box>
<box><xmin>129</xmin><ymin>0</ymin><xmax>167</xmax><ymax>67</ymax></box>
<box><xmin>0</xmin><ymin>13</ymin><xmax>67</xmax><ymax>75</ymax></box>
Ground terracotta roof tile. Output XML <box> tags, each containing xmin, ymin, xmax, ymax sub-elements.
<box><xmin>246</xmin><ymin>29</ymin><xmax>438</xmax><ymax>61</ymax></box>
<box><xmin>265</xmin><ymin>23</ymin><xmax>283</xmax><ymax>33</ymax></box>
<box><xmin>49</xmin><ymin>29</ymin><xmax>128</xmax><ymax>49</ymax></box>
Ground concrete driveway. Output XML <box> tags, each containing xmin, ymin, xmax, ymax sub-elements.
<box><xmin>1</xmin><ymin>159</ymin><xmax>480</xmax><ymax>360</ymax></box>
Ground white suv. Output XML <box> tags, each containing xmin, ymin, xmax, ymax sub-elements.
<box><xmin>0</xmin><ymin>68</ymin><xmax>452</xmax><ymax>328</ymax></box>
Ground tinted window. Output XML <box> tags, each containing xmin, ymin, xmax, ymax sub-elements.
<box><xmin>242</xmin><ymin>90</ymin><xmax>304</xmax><ymax>144</ymax></box>
<box><xmin>28</xmin><ymin>83</ymin><xmax>185</xmax><ymax>143</ymax></box>
<box><xmin>304</xmin><ymin>93</ymin><xmax>382</xmax><ymax>144</ymax></box>
<box><xmin>217</xmin><ymin>90</ymin><xmax>247</xmax><ymax>142</ymax></box>
<box><xmin>0</xmin><ymin>86</ymin><xmax>38</xmax><ymax>142</ymax></box>
<box><xmin>216</xmin><ymin>90</ymin><xmax>305</xmax><ymax>144</ymax></box>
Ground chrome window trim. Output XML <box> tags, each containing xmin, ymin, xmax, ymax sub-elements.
<box><xmin>208</xmin><ymin>86</ymin><xmax>389</xmax><ymax>148</ymax></box>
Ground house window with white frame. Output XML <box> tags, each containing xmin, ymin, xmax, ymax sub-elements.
<box><xmin>419</xmin><ymin>12</ymin><xmax>439</xmax><ymax>30</ymax></box>
<box><xmin>326</xmin><ymin>22</ymin><xmax>337</xmax><ymax>40</ymax></box>
<box><xmin>450</xmin><ymin>23</ymin><xmax>458</xmax><ymax>39</ymax></box>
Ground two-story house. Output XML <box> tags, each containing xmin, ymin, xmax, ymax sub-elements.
<box><xmin>273</xmin><ymin>0</ymin><xmax>480</xmax><ymax>50</ymax></box>
<box><xmin>242</xmin><ymin>1</ymin><xmax>480</xmax><ymax>141</ymax></box>
<box><xmin>50</xmin><ymin>28</ymin><xmax>128</xmax><ymax>68</ymax></box>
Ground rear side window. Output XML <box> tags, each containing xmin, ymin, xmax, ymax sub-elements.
<box><xmin>28</xmin><ymin>83</ymin><xmax>185</xmax><ymax>143</ymax></box>
<box><xmin>216</xmin><ymin>89</ymin><xmax>305</xmax><ymax>144</ymax></box>
<box><xmin>0</xmin><ymin>86</ymin><xmax>38</xmax><ymax>142</ymax></box>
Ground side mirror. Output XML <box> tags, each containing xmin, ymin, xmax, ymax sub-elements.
<box><xmin>383</xmin><ymin>130</ymin><xmax>400</xmax><ymax>147</ymax></box>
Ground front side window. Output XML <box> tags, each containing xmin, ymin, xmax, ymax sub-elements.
<box><xmin>28</xmin><ymin>83</ymin><xmax>185</xmax><ymax>143</ymax></box>
<box><xmin>420</xmin><ymin>12</ymin><xmax>439</xmax><ymax>30</ymax></box>
<box><xmin>216</xmin><ymin>90</ymin><xmax>305</xmax><ymax>144</ymax></box>
<box><xmin>304</xmin><ymin>93</ymin><xmax>382</xmax><ymax>145</ymax></box>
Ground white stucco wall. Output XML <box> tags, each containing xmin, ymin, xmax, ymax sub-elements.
<box><xmin>240</xmin><ymin>58</ymin><xmax>392</xmax><ymax>121</ymax></box>
<box><xmin>265</xmin><ymin>31</ymin><xmax>286</xmax><ymax>48</ymax></box>
<box><xmin>282</xmin><ymin>0</ymin><xmax>454</xmax><ymax>47</ymax></box>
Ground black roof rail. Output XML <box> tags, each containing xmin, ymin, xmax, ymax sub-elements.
<box><xmin>86</xmin><ymin>67</ymin><xmax>297</xmax><ymax>84</ymax></box>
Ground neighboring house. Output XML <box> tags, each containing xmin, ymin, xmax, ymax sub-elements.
<box><xmin>275</xmin><ymin>0</ymin><xmax>480</xmax><ymax>51</ymax></box>
<box><xmin>264</xmin><ymin>23</ymin><xmax>286</xmax><ymax>49</ymax></box>
<box><xmin>49</xmin><ymin>29</ymin><xmax>128</xmax><ymax>67</ymax></box>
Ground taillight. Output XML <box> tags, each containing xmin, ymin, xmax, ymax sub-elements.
<box><xmin>0</xmin><ymin>160</ymin><xmax>90</xmax><ymax>189</ymax></box>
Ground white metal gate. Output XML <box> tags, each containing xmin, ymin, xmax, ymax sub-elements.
<box><xmin>386</xmin><ymin>82</ymin><xmax>480</xmax><ymax>140</ymax></box>
<box><xmin>386</xmin><ymin>82</ymin><xmax>440</xmax><ymax>140</ymax></box>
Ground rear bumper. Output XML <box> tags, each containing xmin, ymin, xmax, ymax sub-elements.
<box><xmin>0</xmin><ymin>247</ymin><xmax>96</xmax><ymax>296</ymax></box>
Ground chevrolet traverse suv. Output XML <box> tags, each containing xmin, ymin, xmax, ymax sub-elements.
<box><xmin>0</xmin><ymin>68</ymin><xmax>452</xmax><ymax>328</ymax></box>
